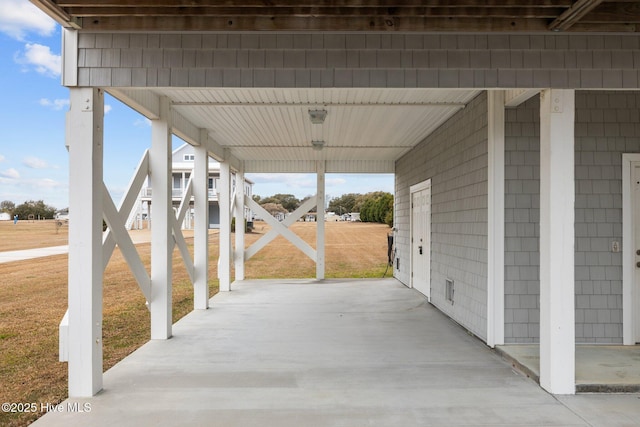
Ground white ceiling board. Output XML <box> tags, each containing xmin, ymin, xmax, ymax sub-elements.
<box><xmin>115</xmin><ymin>87</ymin><xmax>481</xmax><ymax>170</ymax></box>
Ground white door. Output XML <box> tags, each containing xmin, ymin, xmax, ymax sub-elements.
<box><xmin>632</xmin><ymin>162</ymin><xmax>640</xmax><ymax>343</ymax></box>
<box><xmin>411</xmin><ymin>181</ymin><xmax>431</xmax><ymax>300</ymax></box>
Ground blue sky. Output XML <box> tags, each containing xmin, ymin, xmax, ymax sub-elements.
<box><xmin>0</xmin><ymin>0</ymin><xmax>393</xmax><ymax>210</ymax></box>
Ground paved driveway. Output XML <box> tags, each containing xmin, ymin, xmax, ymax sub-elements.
<box><xmin>34</xmin><ymin>279</ymin><xmax>640</xmax><ymax>426</ymax></box>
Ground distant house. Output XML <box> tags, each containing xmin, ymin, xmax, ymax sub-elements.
<box><xmin>325</xmin><ymin>212</ymin><xmax>339</xmax><ymax>221</ymax></box>
<box><xmin>55</xmin><ymin>209</ymin><xmax>69</xmax><ymax>221</ymax></box>
<box><xmin>0</xmin><ymin>212</ymin><xmax>10</xmax><ymax>221</ymax></box>
<box><xmin>140</xmin><ymin>144</ymin><xmax>253</xmax><ymax>229</ymax></box>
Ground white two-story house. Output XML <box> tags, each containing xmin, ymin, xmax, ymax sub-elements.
<box><xmin>140</xmin><ymin>143</ymin><xmax>253</xmax><ymax>229</ymax></box>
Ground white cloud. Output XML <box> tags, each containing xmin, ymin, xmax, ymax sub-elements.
<box><xmin>326</xmin><ymin>178</ymin><xmax>347</xmax><ymax>186</ymax></box>
<box><xmin>16</xmin><ymin>43</ymin><xmax>61</xmax><ymax>77</ymax></box>
<box><xmin>0</xmin><ymin>154</ymin><xmax>5</xmax><ymax>162</ymax></box>
<box><xmin>251</xmin><ymin>173</ymin><xmax>315</xmax><ymax>187</ymax></box>
<box><xmin>134</xmin><ymin>118</ymin><xmax>152</xmax><ymax>127</ymax></box>
<box><xmin>0</xmin><ymin>0</ymin><xmax>56</xmax><ymax>41</ymax></box>
<box><xmin>39</xmin><ymin>98</ymin><xmax>69</xmax><ymax>111</ymax></box>
<box><xmin>23</xmin><ymin>157</ymin><xmax>48</xmax><ymax>169</ymax></box>
<box><xmin>33</xmin><ymin>178</ymin><xmax>62</xmax><ymax>189</ymax></box>
<box><xmin>105</xmin><ymin>104</ymin><xmax>113</xmax><ymax>114</ymax></box>
<box><xmin>0</xmin><ymin>168</ymin><xmax>20</xmax><ymax>179</ymax></box>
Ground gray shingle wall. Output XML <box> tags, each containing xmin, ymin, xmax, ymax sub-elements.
<box><xmin>505</xmin><ymin>91</ymin><xmax>640</xmax><ymax>344</ymax></box>
<box><xmin>573</xmin><ymin>91</ymin><xmax>639</xmax><ymax>343</ymax></box>
<box><xmin>504</xmin><ymin>96</ymin><xmax>541</xmax><ymax>343</ymax></box>
<box><xmin>74</xmin><ymin>33</ymin><xmax>640</xmax><ymax>88</ymax></box>
<box><xmin>395</xmin><ymin>93</ymin><xmax>489</xmax><ymax>340</ymax></box>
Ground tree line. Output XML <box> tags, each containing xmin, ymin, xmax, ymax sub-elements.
<box><xmin>0</xmin><ymin>200</ymin><xmax>57</xmax><ymax>220</ymax></box>
<box><xmin>328</xmin><ymin>192</ymin><xmax>393</xmax><ymax>226</ymax></box>
<box><xmin>253</xmin><ymin>191</ymin><xmax>393</xmax><ymax>227</ymax></box>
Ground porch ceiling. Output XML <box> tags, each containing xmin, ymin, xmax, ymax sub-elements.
<box><xmin>30</xmin><ymin>0</ymin><xmax>640</xmax><ymax>33</ymax></box>
<box><xmin>111</xmin><ymin>87</ymin><xmax>481</xmax><ymax>170</ymax></box>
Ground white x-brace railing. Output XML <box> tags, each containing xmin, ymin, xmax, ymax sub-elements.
<box><xmin>244</xmin><ymin>195</ymin><xmax>318</xmax><ymax>262</ymax></box>
<box><xmin>59</xmin><ymin>149</ymin><xmax>196</xmax><ymax>361</ymax></box>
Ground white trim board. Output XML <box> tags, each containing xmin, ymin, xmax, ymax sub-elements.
<box><xmin>622</xmin><ymin>153</ymin><xmax>640</xmax><ymax>345</ymax></box>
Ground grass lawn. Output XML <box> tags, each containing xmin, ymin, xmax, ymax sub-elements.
<box><xmin>0</xmin><ymin>219</ymin><xmax>391</xmax><ymax>427</ymax></box>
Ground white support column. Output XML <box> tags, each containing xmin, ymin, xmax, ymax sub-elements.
<box><xmin>67</xmin><ymin>87</ymin><xmax>104</xmax><ymax>397</ymax></box>
<box><xmin>150</xmin><ymin>97</ymin><xmax>173</xmax><ymax>339</ymax></box>
<box><xmin>234</xmin><ymin>166</ymin><xmax>246</xmax><ymax>281</ymax></box>
<box><xmin>539</xmin><ymin>89</ymin><xmax>576</xmax><ymax>395</ymax></box>
<box><xmin>219</xmin><ymin>160</ymin><xmax>231</xmax><ymax>291</ymax></box>
<box><xmin>487</xmin><ymin>90</ymin><xmax>505</xmax><ymax>348</ymax></box>
<box><xmin>316</xmin><ymin>161</ymin><xmax>326</xmax><ymax>280</ymax></box>
<box><xmin>193</xmin><ymin>138</ymin><xmax>209</xmax><ymax>309</ymax></box>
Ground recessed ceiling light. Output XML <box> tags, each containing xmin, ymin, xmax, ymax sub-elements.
<box><xmin>311</xmin><ymin>140</ymin><xmax>325</xmax><ymax>151</ymax></box>
<box><xmin>308</xmin><ymin>109</ymin><xmax>327</xmax><ymax>125</ymax></box>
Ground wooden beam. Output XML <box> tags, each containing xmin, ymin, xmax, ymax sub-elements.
<box><xmin>316</xmin><ymin>160</ymin><xmax>325</xmax><ymax>280</ymax></box>
<box><xmin>102</xmin><ymin>183</ymin><xmax>152</xmax><ymax>302</ymax></box>
<box><xmin>107</xmin><ymin>89</ymin><xmax>160</xmax><ymax>121</ymax></box>
<box><xmin>39</xmin><ymin>0</ymin><xmax>639</xmax><ymax>33</ymax></box>
<box><xmin>56</xmin><ymin>0</ymin><xmax>572</xmax><ymax>8</ymax></box>
<box><xmin>218</xmin><ymin>160</ymin><xmax>232</xmax><ymax>292</ymax></box>
<box><xmin>172</xmin><ymin>215</ymin><xmax>195</xmax><ymax>284</ymax></box>
<box><xmin>548</xmin><ymin>0</ymin><xmax>604</xmax><ymax>31</ymax></box>
<box><xmin>173</xmin><ymin>102</ymin><xmax>468</xmax><ymax>107</ymax></box>
<box><xmin>580</xmin><ymin>2</ymin><xmax>640</xmax><ymax>23</ymax></box>
<box><xmin>80</xmin><ymin>15</ymin><xmax>551</xmax><ymax>32</ymax></box>
<box><xmin>30</xmin><ymin>0</ymin><xmax>81</xmax><ymax>28</ymax></box>
<box><xmin>244</xmin><ymin>195</ymin><xmax>317</xmax><ymax>261</ymax></box>
<box><xmin>193</xmin><ymin>141</ymin><xmax>209</xmax><ymax>310</ymax></box>
<box><xmin>150</xmin><ymin>96</ymin><xmax>173</xmax><ymax>340</ymax></box>
<box><xmin>67</xmin><ymin>87</ymin><xmax>104</xmax><ymax>397</ymax></box>
<box><xmin>65</xmin><ymin>6</ymin><xmax>564</xmax><ymax>19</ymax></box>
<box><xmin>234</xmin><ymin>168</ymin><xmax>246</xmax><ymax>281</ymax></box>
<box><xmin>504</xmin><ymin>89</ymin><xmax>539</xmax><ymax>108</ymax></box>
<box><xmin>487</xmin><ymin>90</ymin><xmax>505</xmax><ymax>348</ymax></box>
<box><xmin>246</xmin><ymin>196</ymin><xmax>317</xmax><ymax>261</ymax></box>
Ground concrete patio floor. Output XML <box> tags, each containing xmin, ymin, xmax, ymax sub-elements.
<box><xmin>33</xmin><ymin>279</ymin><xmax>640</xmax><ymax>427</ymax></box>
<box><xmin>497</xmin><ymin>343</ymin><xmax>640</xmax><ymax>393</ymax></box>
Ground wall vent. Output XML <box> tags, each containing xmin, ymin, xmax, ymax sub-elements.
<box><xmin>445</xmin><ymin>279</ymin><xmax>454</xmax><ymax>304</ymax></box>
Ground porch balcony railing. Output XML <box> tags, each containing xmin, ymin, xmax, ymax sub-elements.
<box><xmin>141</xmin><ymin>188</ymin><xmax>217</xmax><ymax>199</ymax></box>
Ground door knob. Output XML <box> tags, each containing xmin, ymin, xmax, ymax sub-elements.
<box><xmin>419</xmin><ymin>246</ymin><xmax>423</xmax><ymax>255</ymax></box>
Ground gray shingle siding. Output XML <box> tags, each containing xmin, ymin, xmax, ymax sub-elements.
<box><xmin>505</xmin><ymin>91</ymin><xmax>639</xmax><ymax>344</ymax></box>
<box><xmin>74</xmin><ymin>33</ymin><xmax>640</xmax><ymax>89</ymax></box>
<box><xmin>504</xmin><ymin>96</ymin><xmax>541</xmax><ymax>343</ymax></box>
<box><xmin>395</xmin><ymin>93</ymin><xmax>489</xmax><ymax>341</ymax></box>
<box><xmin>396</xmin><ymin>90</ymin><xmax>636</xmax><ymax>344</ymax></box>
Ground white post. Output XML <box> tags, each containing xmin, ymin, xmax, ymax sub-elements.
<box><xmin>234</xmin><ymin>166</ymin><xmax>246</xmax><ymax>281</ymax></box>
<box><xmin>316</xmin><ymin>161</ymin><xmax>326</xmax><ymax>280</ymax></box>
<box><xmin>539</xmin><ymin>89</ymin><xmax>576</xmax><ymax>395</ymax></box>
<box><xmin>219</xmin><ymin>160</ymin><xmax>231</xmax><ymax>291</ymax></box>
<box><xmin>193</xmin><ymin>138</ymin><xmax>209</xmax><ymax>309</ymax></box>
<box><xmin>67</xmin><ymin>87</ymin><xmax>104</xmax><ymax>397</ymax></box>
<box><xmin>150</xmin><ymin>97</ymin><xmax>173</xmax><ymax>339</ymax></box>
<box><xmin>487</xmin><ymin>90</ymin><xmax>505</xmax><ymax>347</ymax></box>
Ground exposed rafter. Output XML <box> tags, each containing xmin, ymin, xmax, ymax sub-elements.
<box><xmin>548</xmin><ymin>0</ymin><xmax>604</xmax><ymax>31</ymax></box>
<box><xmin>30</xmin><ymin>0</ymin><xmax>639</xmax><ymax>32</ymax></box>
<box><xmin>30</xmin><ymin>0</ymin><xmax>82</xmax><ymax>29</ymax></box>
